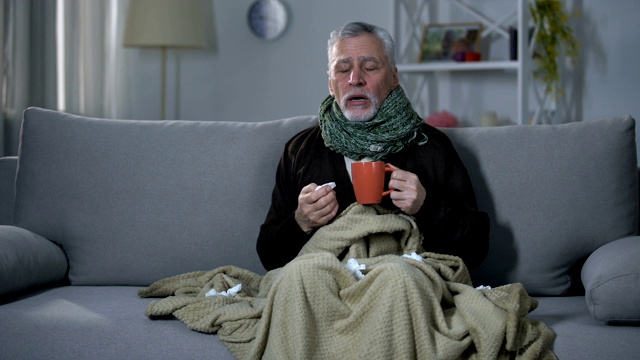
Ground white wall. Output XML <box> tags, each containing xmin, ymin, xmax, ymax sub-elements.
<box><xmin>573</xmin><ymin>0</ymin><xmax>639</xmax><ymax>121</ymax></box>
<box><xmin>127</xmin><ymin>0</ymin><xmax>640</xmax><ymax>135</ymax></box>
<box><xmin>127</xmin><ymin>0</ymin><xmax>391</xmax><ymax>122</ymax></box>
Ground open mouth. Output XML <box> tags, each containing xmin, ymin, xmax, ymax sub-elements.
<box><xmin>347</xmin><ymin>94</ymin><xmax>370</xmax><ymax>105</ymax></box>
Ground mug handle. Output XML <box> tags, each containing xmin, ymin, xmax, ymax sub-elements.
<box><xmin>382</xmin><ymin>165</ymin><xmax>395</xmax><ymax>196</ymax></box>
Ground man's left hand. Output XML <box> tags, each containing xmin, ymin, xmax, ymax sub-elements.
<box><xmin>387</xmin><ymin>164</ymin><xmax>426</xmax><ymax>215</ymax></box>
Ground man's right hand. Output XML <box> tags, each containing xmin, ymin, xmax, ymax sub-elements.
<box><xmin>294</xmin><ymin>183</ymin><xmax>339</xmax><ymax>233</ymax></box>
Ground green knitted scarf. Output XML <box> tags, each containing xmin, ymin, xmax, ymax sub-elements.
<box><xmin>319</xmin><ymin>86</ymin><xmax>428</xmax><ymax>161</ymax></box>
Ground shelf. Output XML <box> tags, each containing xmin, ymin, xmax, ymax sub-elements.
<box><xmin>392</xmin><ymin>0</ymin><xmax>534</xmax><ymax>125</ymax></box>
<box><xmin>397</xmin><ymin>61</ymin><xmax>519</xmax><ymax>72</ymax></box>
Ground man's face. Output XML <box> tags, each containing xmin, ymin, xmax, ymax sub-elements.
<box><xmin>328</xmin><ymin>33</ymin><xmax>399</xmax><ymax>122</ymax></box>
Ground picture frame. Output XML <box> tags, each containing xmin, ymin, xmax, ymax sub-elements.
<box><xmin>419</xmin><ymin>23</ymin><xmax>482</xmax><ymax>62</ymax></box>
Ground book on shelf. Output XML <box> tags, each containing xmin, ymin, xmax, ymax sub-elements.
<box><xmin>509</xmin><ymin>26</ymin><xmax>535</xmax><ymax>61</ymax></box>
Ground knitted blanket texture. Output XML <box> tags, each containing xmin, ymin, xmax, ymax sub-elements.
<box><xmin>138</xmin><ymin>203</ymin><xmax>556</xmax><ymax>360</ymax></box>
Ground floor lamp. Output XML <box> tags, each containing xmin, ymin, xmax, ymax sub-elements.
<box><xmin>123</xmin><ymin>0</ymin><xmax>208</xmax><ymax>120</ymax></box>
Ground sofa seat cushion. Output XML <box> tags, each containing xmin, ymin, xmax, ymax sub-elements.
<box><xmin>531</xmin><ymin>296</ymin><xmax>640</xmax><ymax>360</ymax></box>
<box><xmin>443</xmin><ymin>116</ymin><xmax>638</xmax><ymax>295</ymax></box>
<box><xmin>0</xmin><ymin>286</ymin><xmax>235</xmax><ymax>359</ymax></box>
<box><xmin>581</xmin><ymin>236</ymin><xmax>640</xmax><ymax>323</ymax></box>
<box><xmin>3</xmin><ymin>287</ymin><xmax>638</xmax><ymax>360</ymax></box>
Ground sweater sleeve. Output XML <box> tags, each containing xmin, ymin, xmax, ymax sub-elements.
<box><xmin>256</xmin><ymin>134</ymin><xmax>313</xmax><ymax>271</ymax></box>
<box><xmin>411</xmin><ymin>128</ymin><xmax>490</xmax><ymax>270</ymax></box>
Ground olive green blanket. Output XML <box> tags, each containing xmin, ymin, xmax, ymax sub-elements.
<box><xmin>139</xmin><ymin>203</ymin><xmax>556</xmax><ymax>359</ymax></box>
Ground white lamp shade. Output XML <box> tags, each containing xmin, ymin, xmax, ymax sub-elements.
<box><xmin>123</xmin><ymin>0</ymin><xmax>208</xmax><ymax>48</ymax></box>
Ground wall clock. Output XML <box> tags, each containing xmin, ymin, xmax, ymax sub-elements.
<box><xmin>247</xmin><ymin>0</ymin><xmax>288</xmax><ymax>41</ymax></box>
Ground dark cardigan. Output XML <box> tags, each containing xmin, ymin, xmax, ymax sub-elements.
<box><xmin>257</xmin><ymin>123</ymin><xmax>489</xmax><ymax>271</ymax></box>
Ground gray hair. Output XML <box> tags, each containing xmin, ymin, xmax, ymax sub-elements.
<box><xmin>327</xmin><ymin>21</ymin><xmax>396</xmax><ymax>70</ymax></box>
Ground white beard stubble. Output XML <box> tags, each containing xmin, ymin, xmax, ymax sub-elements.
<box><xmin>339</xmin><ymin>89</ymin><xmax>381</xmax><ymax>122</ymax></box>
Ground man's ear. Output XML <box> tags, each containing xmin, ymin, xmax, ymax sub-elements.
<box><xmin>328</xmin><ymin>77</ymin><xmax>335</xmax><ymax>96</ymax></box>
<box><xmin>392</xmin><ymin>66</ymin><xmax>399</xmax><ymax>88</ymax></box>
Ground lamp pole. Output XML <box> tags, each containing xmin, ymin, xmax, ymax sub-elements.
<box><xmin>161</xmin><ymin>47</ymin><xmax>167</xmax><ymax>120</ymax></box>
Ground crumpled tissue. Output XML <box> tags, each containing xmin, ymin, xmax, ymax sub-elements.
<box><xmin>315</xmin><ymin>182</ymin><xmax>336</xmax><ymax>191</ymax></box>
<box><xmin>345</xmin><ymin>258</ymin><xmax>366</xmax><ymax>280</ymax></box>
<box><xmin>205</xmin><ymin>283</ymin><xmax>242</xmax><ymax>298</ymax></box>
<box><xmin>475</xmin><ymin>285</ymin><xmax>492</xmax><ymax>291</ymax></box>
<box><xmin>402</xmin><ymin>252</ymin><xmax>425</xmax><ymax>263</ymax></box>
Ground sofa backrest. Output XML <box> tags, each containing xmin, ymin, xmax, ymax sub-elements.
<box><xmin>442</xmin><ymin>116</ymin><xmax>638</xmax><ymax>295</ymax></box>
<box><xmin>14</xmin><ymin>107</ymin><xmax>318</xmax><ymax>285</ymax></box>
<box><xmin>12</xmin><ymin>108</ymin><xmax>639</xmax><ymax>295</ymax></box>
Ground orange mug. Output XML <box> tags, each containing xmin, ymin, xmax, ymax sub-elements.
<box><xmin>351</xmin><ymin>161</ymin><xmax>395</xmax><ymax>204</ymax></box>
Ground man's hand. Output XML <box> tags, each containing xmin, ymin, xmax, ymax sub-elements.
<box><xmin>387</xmin><ymin>164</ymin><xmax>426</xmax><ymax>215</ymax></box>
<box><xmin>295</xmin><ymin>183</ymin><xmax>339</xmax><ymax>233</ymax></box>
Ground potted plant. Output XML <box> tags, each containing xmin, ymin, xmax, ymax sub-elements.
<box><xmin>529</xmin><ymin>0</ymin><xmax>578</xmax><ymax>97</ymax></box>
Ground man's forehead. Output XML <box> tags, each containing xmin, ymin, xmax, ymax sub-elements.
<box><xmin>333</xmin><ymin>55</ymin><xmax>381</xmax><ymax>64</ymax></box>
<box><xmin>330</xmin><ymin>34</ymin><xmax>386</xmax><ymax>63</ymax></box>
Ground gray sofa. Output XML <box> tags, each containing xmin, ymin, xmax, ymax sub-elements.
<box><xmin>1</xmin><ymin>107</ymin><xmax>639</xmax><ymax>359</ymax></box>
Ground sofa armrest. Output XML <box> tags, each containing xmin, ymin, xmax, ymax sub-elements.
<box><xmin>0</xmin><ymin>225</ymin><xmax>68</xmax><ymax>296</ymax></box>
<box><xmin>0</xmin><ymin>156</ymin><xmax>18</xmax><ymax>225</ymax></box>
<box><xmin>582</xmin><ymin>236</ymin><xmax>640</xmax><ymax>323</ymax></box>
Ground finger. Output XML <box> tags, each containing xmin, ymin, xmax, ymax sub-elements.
<box><xmin>308</xmin><ymin>197</ymin><xmax>338</xmax><ymax>226</ymax></box>
<box><xmin>304</xmin><ymin>186</ymin><xmax>334</xmax><ymax>208</ymax></box>
<box><xmin>390</xmin><ymin>167</ymin><xmax>413</xmax><ymax>181</ymax></box>
<box><xmin>316</xmin><ymin>199</ymin><xmax>339</xmax><ymax>222</ymax></box>
<box><xmin>388</xmin><ymin>164</ymin><xmax>416</xmax><ymax>180</ymax></box>
<box><xmin>300</xmin><ymin>184</ymin><xmax>331</xmax><ymax>205</ymax></box>
<box><xmin>390</xmin><ymin>187</ymin><xmax>415</xmax><ymax>202</ymax></box>
<box><xmin>389</xmin><ymin>177</ymin><xmax>414</xmax><ymax>193</ymax></box>
<box><xmin>313</xmin><ymin>190</ymin><xmax>337</xmax><ymax>212</ymax></box>
<box><xmin>301</xmin><ymin>183</ymin><xmax>318</xmax><ymax>195</ymax></box>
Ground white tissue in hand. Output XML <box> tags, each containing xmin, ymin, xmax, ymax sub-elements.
<box><xmin>402</xmin><ymin>252</ymin><xmax>424</xmax><ymax>263</ymax></box>
<box><xmin>315</xmin><ymin>182</ymin><xmax>336</xmax><ymax>191</ymax></box>
<box><xmin>205</xmin><ymin>284</ymin><xmax>242</xmax><ymax>298</ymax></box>
<box><xmin>475</xmin><ymin>285</ymin><xmax>492</xmax><ymax>291</ymax></box>
<box><xmin>345</xmin><ymin>258</ymin><xmax>366</xmax><ymax>280</ymax></box>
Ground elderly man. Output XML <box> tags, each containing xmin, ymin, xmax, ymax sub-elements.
<box><xmin>137</xmin><ymin>26</ymin><xmax>553</xmax><ymax>360</ymax></box>
<box><xmin>248</xmin><ymin>22</ymin><xmax>557</xmax><ymax>360</ymax></box>
<box><xmin>140</xmin><ymin>25</ymin><xmax>552</xmax><ymax>360</ymax></box>
<box><xmin>256</xmin><ymin>21</ymin><xmax>489</xmax><ymax>271</ymax></box>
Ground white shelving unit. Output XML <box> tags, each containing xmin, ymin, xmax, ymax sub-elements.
<box><xmin>392</xmin><ymin>0</ymin><xmax>536</xmax><ymax>125</ymax></box>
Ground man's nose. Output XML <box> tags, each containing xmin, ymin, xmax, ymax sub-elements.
<box><xmin>348</xmin><ymin>69</ymin><xmax>364</xmax><ymax>86</ymax></box>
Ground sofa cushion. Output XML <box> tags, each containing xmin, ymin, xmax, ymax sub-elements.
<box><xmin>582</xmin><ymin>236</ymin><xmax>640</xmax><ymax>323</ymax></box>
<box><xmin>531</xmin><ymin>296</ymin><xmax>640</xmax><ymax>359</ymax></box>
<box><xmin>0</xmin><ymin>156</ymin><xmax>17</xmax><ymax>225</ymax></box>
<box><xmin>0</xmin><ymin>225</ymin><xmax>68</xmax><ymax>295</ymax></box>
<box><xmin>442</xmin><ymin>116</ymin><xmax>638</xmax><ymax>295</ymax></box>
<box><xmin>0</xmin><ymin>286</ymin><xmax>235</xmax><ymax>359</ymax></box>
<box><xmin>14</xmin><ymin>107</ymin><xmax>318</xmax><ymax>285</ymax></box>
